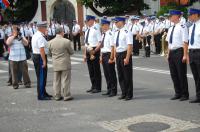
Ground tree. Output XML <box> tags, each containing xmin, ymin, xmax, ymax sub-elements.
<box><xmin>77</xmin><ymin>0</ymin><xmax>149</xmax><ymax>16</ymax></box>
<box><xmin>2</xmin><ymin>0</ymin><xmax>38</xmax><ymax>22</ymax></box>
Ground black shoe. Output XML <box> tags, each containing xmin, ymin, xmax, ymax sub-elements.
<box><xmin>86</xmin><ymin>89</ymin><xmax>93</xmax><ymax>93</ymax></box>
<box><xmin>13</xmin><ymin>87</ymin><xmax>19</xmax><ymax>89</ymax></box>
<box><xmin>92</xmin><ymin>89</ymin><xmax>101</xmax><ymax>93</ymax></box>
<box><xmin>170</xmin><ymin>96</ymin><xmax>181</xmax><ymax>100</ymax></box>
<box><xmin>38</xmin><ymin>96</ymin><xmax>51</xmax><ymax>101</ymax></box>
<box><xmin>25</xmin><ymin>85</ymin><xmax>31</xmax><ymax>88</ymax></box>
<box><xmin>7</xmin><ymin>83</ymin><xmax>12</xmax><ymax>86</ymax></box>
<box><xmin>118</xmin><ymin>96</ymin><xmax>126</xmax><ymax>100</ymax></box>
<box><xmin>18</xmin><ymin>81</ymin><xmax>23</xmax><ymax>85</ymax></box>
<box><xmin>102</xmin><ymin>92</ymin><xmax>110</xmax><ymax>96</ymax></box>
<box><xmin>180</xmin><ymin>97</ymin><xmax>189</xmax><ymax>101</ymax></box>
<box><xmin>44</xmin><ymin>93</ymin><xmax>53</xmax><ymax>98</ymax></box>
<box><xmin>108</xmin><ymin>93</ymin><xmax>117</xmax><ymax>97</ymax></box>
<box><xmin>190</xmin><ymin>99</ymin><xmax>200</xmax><ymax>103</ymax></box>
<box><xmin>125</xmin><ymin>97</ymin><xmax>133</xmax><ymax>101</ymax></box>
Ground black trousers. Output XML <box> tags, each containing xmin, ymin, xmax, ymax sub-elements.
<box><xmin>0</xmin><ymin>39</ymin><xmax>4</xmax><ymax>57</ymax></box>
<box><xmin>73</xmin><ymin>33</ymin><xmax>81</xmax><ymax>51</ymax></box>
<box><xmin>133</xmin><ymin>35</ymin><xmax>139</xmax><ymax>55</ymax></box>
<box><xmin>143</xmin><ymin>36</ymin><xmax>151</xmax><ymax>57</ymax></box>
<box><xmin>116</xmin><ymin>51</ymin><xmax>133</xmax><ymax>98</ymax></box>
<box><xmin>189</xmin><ymin>49</ymin><xmax>200</xmax><ymax>99</ymax></box>
<box><xmin>154</xmin><ymin>34</ymin><xmax>161</xmax><ymax>54</ymax></box>
<box><xmin>64</xmin><ymin>34</ymin><xmax>70</xmax><ymax>40</ymax></box>
<box><xmin>32</xmin><ymin>54</ymin><xmax>49</xmax><ymax>99</ymax></box>
<box><xmin>86</xmin><ymin>49</ymin><xmax>102</xmax><ymax>91</ymax></box>
<box><xmin>168</xmin><ymin>48</ymin><xmax>189</xmax><ymax>98</ymax></box>
<box><xmin>102</xmin><ymin>52</ymin><xmax>117</xmax><ymax>94</ymax></box>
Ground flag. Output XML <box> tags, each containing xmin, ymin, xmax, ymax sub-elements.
<box><xmin>2</xmin><ymin>0</ymin><xmax>10</xmax><ymax>8</ymax></box>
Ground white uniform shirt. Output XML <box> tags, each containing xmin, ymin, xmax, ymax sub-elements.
<box><xmin>0</xmin><ymin>29</ymin><xmax>5</xmax><ymax>39</ymax></box>
<box><xmin>166</xmin><ymin>22</ymin><xmax>188</xmax><ymax>50</ymax></box>
<box><xmin>48</xmin><ymin>26</ymin><xmax>55</xmax><ymax>36</ymax></box>
<box><xmin>129</xmin><ymin>24</ymin><xmax>140</xmax><ymax>35</ymax></box>
<box><xmin>32</xmin><ymin>31</ymin><xmax>48</xmax><ymax>54</ymax></box>
<box><xmin>72</xmin><ymin>24</ymin><xmax>80</xmax><ymax>34</ymax></box>
<box><xmin>28</xmin><ymin>26</ymin><xmax>37</xmax><ymax>37</ymax></box>
<box><xmin>188</xmin><ymin>19</ymin><xmax>200</xmax><ymax>49</ymax></box>
<box><xmin>84</xmin><ymin>25</ymin><xmax>101</xmax><ymax>47</ymax></box>
<box><xmin>61</xmin><ymin>24</ymin><xmax>70</xmax><ymax>34</ymax></box>
<box><xmin>5</xmin><ymin>26</ymin><xmax>12</xmax><ymax>37</ymax></box>
<box><xmin>101</xmin><ymin>30</ymin><xmax>114</xmax><ymax>53</ymax></box>
<box><xmin>20</xmin><ymin>26</ymin><xmax>29</xmax><ymax>37</ymax></box>
<box><xmin>180</xmin><ymin>17</ymin><xmax>186</xmax><ymax>25</ymax></box>
<box><xmin>114</xmin><ymin>27</ymin><xmax>133</xmax><ymax>53</ymax></box>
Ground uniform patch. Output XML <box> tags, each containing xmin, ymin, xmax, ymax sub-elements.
<box><xmin>94</xmin><ymin>26</ymin><xmax>97</xmax><ymax>30</ymax></box>
<box><xmin>109</xmin><ymin>32</ymin><xmax>112</xmax><ymax>35</ymax></box>
<box><xmin>124</xmin><ymin>30</ymin><xmax>128</xmax><ymax>33</ymax></box>
<box><xmin>181</xmin><ymin>25</ymin><xmax>185</xmax><ymax>28</ymax></box>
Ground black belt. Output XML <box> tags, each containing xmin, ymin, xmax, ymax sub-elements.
<box><xmin>102</xmin><ymin>52</ymin><xmax>111</xmax><ymax>55</ymax></box>
<box><xmin>170</xmin><ymin>47</ymin><xmax>183</xmax><ymax>52</ymax></box>
<box><xmin>189</xmin><ymin>49</ymin><xmax>200</xmax><ymax>53</ymax></box>
<box><xmin>116</xmin><ymin>51</ymin><xmax>127</xmax><ymax>55</ymax></box>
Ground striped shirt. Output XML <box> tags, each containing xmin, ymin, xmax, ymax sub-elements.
<box><xmin>9</xmin><ymin>39</ymin><xmax>26</xmax><ymax>61</ymax></box>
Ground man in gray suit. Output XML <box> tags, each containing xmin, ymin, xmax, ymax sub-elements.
<box><xmin>48</xmin><ymin>26</ymin><xmax>74</xmax><ymax>101</ymax></box>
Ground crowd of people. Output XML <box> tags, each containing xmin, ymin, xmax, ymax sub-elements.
<box><xmin>0</xmin><ymin>8</ymin><xmax>200</xmax><ymax>103</ymax></box>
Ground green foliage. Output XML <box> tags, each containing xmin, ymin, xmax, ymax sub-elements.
<box><xmin>3</xmin><ymin>0</ymin><xmax>38</xmax><ymax>22</ymax></box>
<box><xmin>157</xmin><ymin>2</ymin><xmax>188</xmax><ymax>17</ymax></box>
<box><xmin>78</xmin><ymin>0</ymin><xmax>149</xmax><ymax>16</ymax></box>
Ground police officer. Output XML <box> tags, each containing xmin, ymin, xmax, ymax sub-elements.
<box><xmin>61</xmin><ymin>22</ymin><xmax>70</xmax><ymax>39</ymax></box>
<box><xmin>31</xmin><ymin>21</ymin><xmax>52</xmax><ymax>100</ymax></box>
<box><xmin>100</xmin><ymin>19</ymin><xmax>117</xmax><ymax>97</ymax></box>
<box><xmin>84</xmin><ymin>15</ymin><xmax>102</xmax><ymax>93</ymax></box>
<box><xmin>188</xmin><ymin>8</ymin><xmax>200</xmax><ymax>103</ymax></box>
<box><xmin>114</xmin><ymin>17</ymin><xmax>133</xmax><ymax>101</ymax></box>
<box><xmin>166</xmin><ymin>10</ymin><xmax>189</xmax><ymax>101</ymax></box>
<box><xmin>129</xmin><ymin>16</ymin><xmax>140</xmax><ymax>56</ymax></box>
<box><xmin>72</xmin><ymin>20</ymin><xmax>81</xmax><ymax>51</ymax></box>
<box><xmin>48</xmin><ymin>23</ymin><xmax>56</xmax><ymax>40</ymax></box>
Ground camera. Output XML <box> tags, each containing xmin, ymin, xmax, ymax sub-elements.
<box><xmin>16</xmin><ymin>27</ymin><xmax>22</xmax><ymax>41</ymax></box>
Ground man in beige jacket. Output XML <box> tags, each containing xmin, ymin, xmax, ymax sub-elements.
<box><xmin>48</xmin><ymin>26</ymin><xmax>74</xmax><ymax>101</ymax></box>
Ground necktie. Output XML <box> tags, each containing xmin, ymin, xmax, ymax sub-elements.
<box><xmin>141</xmin><ymin>26</ymin><xmax>144</xmax><ymax>35</ymax></box>
<box><xmin>23</xmin><ymin>27</ymin><xmax>26</xmax><ymax>37</ymax></box>
<box><xmin>51</xmin><ymin>28</ymin><xmax>53</xmax><ymax>36</ymax></box>
<box><xmin>116</xmin><ymin>30</ymin><xmax>120</xmax><ymax>47</ymax></box>
<box><xmin>153</xmin><ymin>23</ymin><xmax>155</xmax><ymax>32</ymax></box>
<box><xmin>190</xmin><ymin>24</ymin><xmax>196</xmax><ymax>45</ymax></box>
<box><xmin>130</xmin><ymin>25</ymin><xmax>133</xmax><ymax>32</ymax></box>
<box><xmin>85</xmin><ymin>29</ymin><xmax>90</xmax><ymax>44</ymax></box>
<box><xmin>32</xmin><ymin>28</ymin><xmax>34</xmax><ymax>34</ymax></box>
<box><xmin>102</xmin><ymin>33</ymin><xmax>106</xmax><ymax>47</ymax></box>
<box><xmin>73</xmin><ymin>26</ymin><xmax>75</xmax><ymax>32</ymax></box>
<box><xmin>169</xmin><ymin>26</ymin><xmax>175</xmax><ymax>44</ymax></box>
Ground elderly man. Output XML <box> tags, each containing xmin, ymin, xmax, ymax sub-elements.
<box><xmin>48</xmin><ymin>27</ymin><xmax>74</xmax><ymax>101</ymax></box>
<box><xmin>32</xmin><ymin>21</ymin><xmax>52</xmax><ymax>100</ymax></box>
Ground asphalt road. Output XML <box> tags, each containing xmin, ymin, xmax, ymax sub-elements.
<box><xmin>0</xmin><ymin>51</ymin><xmax>200</xmax><ymax>132</ymax></box>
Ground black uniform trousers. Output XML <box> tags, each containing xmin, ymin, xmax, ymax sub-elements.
<box><xmin>64</xmin><ymin>33</ymin><xmax>70</xmax><ymax>40</ymax></box>
<box><xmin>0</xmin><ymin>39</ymin><xmax>4</xmax><ymax>57</ymax></box>
<box><xmin>133</xmin><ymin>35</ymin><xmax>139</xmax><ymax>55</ymax></box>
<box><xmin>102</xmin><ymin>52</ymin><xmax>117</xmax><ymax>94</ymax></box>
<box><xmin>73</xmin><ymin>33</ymin><xmax>81</xmax><ymax>51</ymax></box>
<box><xmin>143</xmin><ymin>36</ymin><xmax>151</xmax><ymax>57</ymax></box>
<box><xmin>86</xmin><ymin>49</ymin><xmax>102</xmax><ymax>91</ymax></box>
<box><xmin>116</xmin><ymin>51</ymin><xmax>133</xmax><ymax>98</ymax></box>
<box><xmin>168</xmin><ymin>48</ymin><xmax>189</xmax><ymax>98</ymax></box>
<box><xmin>189</xmin><ymin>49</ymin><xmax>200</xmax><ymax>99</ymax></box>
<box><xmin>32</xmin><ymin>54</ymin><xmax>49</xmax><ymax>99</ymax></box>
<box><xmin>154</xmin><ymin>34</ymin><xmax>161</xmax><ymax>54</ymax></box>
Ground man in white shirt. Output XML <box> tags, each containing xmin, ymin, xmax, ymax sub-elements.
<box><xmin>72</xmin><ymin>20</ymin><xmax>81</xmax><ymax>51</ymax></box>
<box><xmin>32</xmin><ymin>21</ymin><xmax>52</xmax><ymax>100</ymax></box>
<box><xmin>114</xmin><ymin>17</ymin><xmax>133</xmax><ymax>101</ymax></box>
<box><xmin>166</xmin><ymin>10</ymin><xmax>189</xmax><ymax>101</ymax></box>
<box><xmin>130</xmin><ymin>16</ymin><xmax>140</xmax><ymax>56</ymax></box>
<box><xmin>0</xmin><ymin>25</ymin><xmax>5</xmax><ymax>58</ymax></box>
<box><xmin>100</xmin><ymin>19</ymin><xmax>117</xmax><ymax>97</ymax></box>
<box><xmin>61</xmin><ymin>21</ymin><xmax>70</xmax><ymax>39</ymax></box>
<box><xmin>188</xmin><ymin>8</ymin><xmax>200</xmax><ymax>103</ymax></box>
<box><xmin>84</xmin><ymin>15</ymin><xmax>102</xmax><ymax>93</ymax></box>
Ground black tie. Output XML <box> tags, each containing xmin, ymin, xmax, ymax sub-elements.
<box><xmin>190</xmin><ymin>24</ymin><xmax>196</xmax><ymax>45</ymax></box>
<box><xmin>32</xmin><ymin>28</ymin><xmax>34</xmax><ymax>34</ymax></box>
<box><xmin>102</xmin><ymin>33</ymin><xmax>106</xmax><ymax>47</ymax></box>
<box><xmin>85</xmin><ymin>29</ymin><xmax>90</xmax><ymax>44</ymax></box>
<box><xmin>23</xmin><ymin>27</ymin><xmax>25</xmax><ymax>37</ymax></box>
<box><xmin>169</xmin><ymin>26</ymin><xmax>175</xmax><ymax>44</ymax></box>
<box><xmin>63</xmin><ymin>25</ymin><xmax>65</xmax><ymax>33</ymax></box>
<box><xmin>116</xmin><ymin>30</ymin><xmax>120</xmax><ymax>47</ymax></box>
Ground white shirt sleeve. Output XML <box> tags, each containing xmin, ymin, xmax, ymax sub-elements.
<box><xmin>181</xmin><ymin>26</ymin><xmax>189</xmax><ymax>43</ymax></box>
<box><xmin>38</xmin><ymin>36</ymin><xmax>47</xmax><ymax>48</ymax></box>
<box><xmin>126</xmin><ymin>31</ymin><xmax>133</xmax><ymax>45</ymax></box>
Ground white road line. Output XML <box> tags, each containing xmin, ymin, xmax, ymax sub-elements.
<box><xmin>133</xmin><ymin>66</ymin><xmax>193</xmax><ymax>78</ymax></box>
